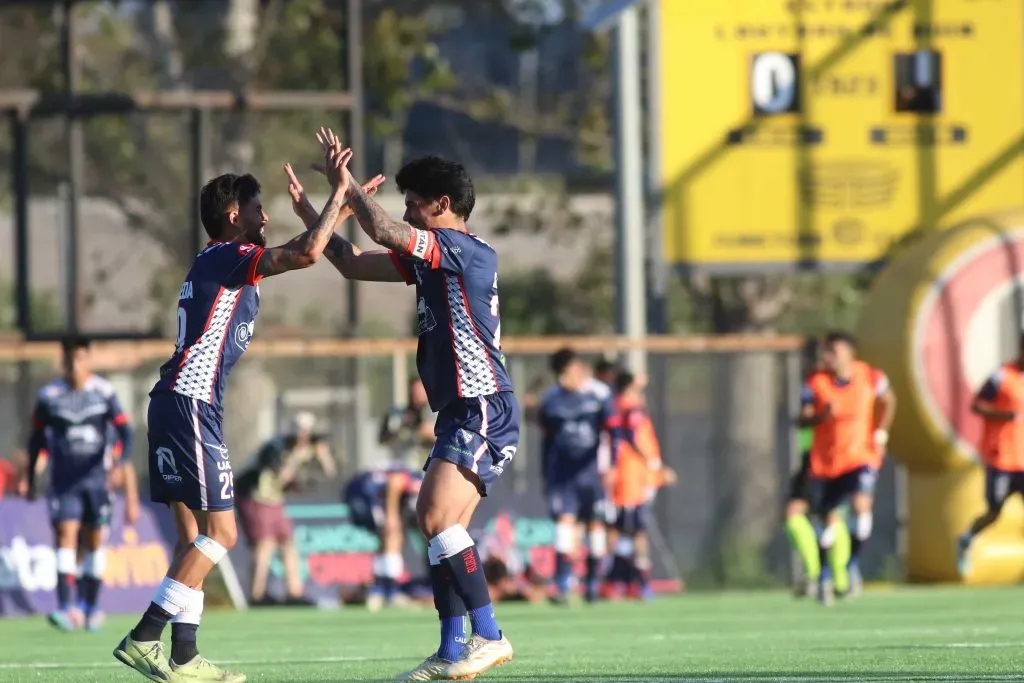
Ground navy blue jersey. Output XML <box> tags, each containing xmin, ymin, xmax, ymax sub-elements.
<box><xmin>538</xmin><ymin>378</ymin><xmax>617</xmax><ymax>484</ymax></box>
<box><xmin>346</xmin><ymin>465</ymin><xmax>424</xmax><ymax>503</ymax></box>
<box><xmin>30</xmin><ymin>376</ymin><xmax>132</xmax><ymax>494</ymax></box>
<box><xmin>389</xmin><ymin>229</ymin><xmax>514</xmax><ymax>412</ymax></box>
<box><xmin>151</xmin><ymin>241</ymin><xmax>263</xmax><ymax>409</ymax></box>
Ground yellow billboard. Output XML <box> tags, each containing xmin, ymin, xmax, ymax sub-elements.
<box><xmin>658</xmin><ymin>0</ymin><xmax>1024</xmax><ymax>270</ymax></box>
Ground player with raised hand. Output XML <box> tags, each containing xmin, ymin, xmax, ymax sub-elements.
<box><xmin>289</xmin><ymin>138</ymin><xmax>517</xmax><ymax>681</ymax></box>
<box><xmin>113</xmin><ymin>128</ymin><xmax>353</xmax><ymax>683</ymax></box>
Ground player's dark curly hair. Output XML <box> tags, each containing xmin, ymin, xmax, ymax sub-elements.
<box><xmin>199</xmin><ymin>173</ymin><xmax>261</xmax><ymax>239</ymax></box>
<box><xmin>395</xmin><ymin>156</ymin><xmax>475</xmax><ymax>220</ymax></box>
<box><xmin>824</xmin><ymin>330</ymin><xmax>857</xmax><ymax>349</ymax></box>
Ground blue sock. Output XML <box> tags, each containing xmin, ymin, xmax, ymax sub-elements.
<box><xmin>443</xmin><ymin>547</ymin><xmax>501</xmax><ymax>641</ymax></box>
<box><xmin>429</xmin><ymin>563</ymin><xmax>467</xmax><ymax>661</ymax></box>
<box><xmin>555</xmin><ymin>552</ymin><xmax>573</xmax><ymax>595</ymax></box>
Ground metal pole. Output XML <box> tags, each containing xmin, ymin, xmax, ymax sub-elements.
<box><xmin>644</xmin><ymin>0</ymin><xmax>667</xmax><ymax>337</ymax></box>
<box><xmin>612</xmin><ymin>8</ymin><xmax>647</xmax><ymax>375</ymax></box>
<box><xmin>784</xmin><ymin>349</ymin><xmax>803</xmax><ymax>585</ymax></box>
<box><xmin>190</xmin><ymin>108</ymin><xmax>211</xmax><ymax>256</ymax></box>
<box><xmin>343</xmin><ymin>0</ymin><xmax>365</xmax><ymax>336</ymax></box>
<box><xmin>11</xmin><ymin>111</ymin><xmax>30</xmax><ymax>335</ymax></box>
<box><xmin>61</xmin><ymin>0</ymin><xmax>83</xmax><ymax>335</ymax></box>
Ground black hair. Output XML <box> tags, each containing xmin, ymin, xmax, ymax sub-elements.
<box><xmin>615</xmin><ymin>370</ymin><xmax>636</xmax><ymax>395</ymax></box>
<box><xmin>824</xmin><ymin>330</ymin><xmax>857</xmax><ymax>349</ymax></box>
<box><xmin>594</xmin><ymin>358</ymin><xmax>618</xmax><ymax>378</ymax></box>
<box><xmin>395</xmin><ymin>156</ymin><xmax>475</xmax><ymax>220</ymax></box>
<box><xmin>199</xmin><ymin>173</ymin><xmax>261</xmax><ymax>239</ymax></box>
<box><xmin>61</xmin><ymin>335</ymin><xmax>91</xmax><ymax>355</ymax></box>
<box><xmin>550</xmin><ymin>347</ymin><xmax>578</xmax><ymax>376</ymax></box>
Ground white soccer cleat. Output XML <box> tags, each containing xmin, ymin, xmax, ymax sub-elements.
<box><xmin>394</xmin><ymin>654</ymin><xmax>456</xmax><ymax>681</ymax></box>
<box><xmin>444</xmin><ymin>633</ymin><xmax>514</xmax><ymax>680</ymax></box>
<box><xmin>366</xmin><ymin>592</ymin><xmax>385</xmax><ymax>613</ymax></box>
<box><xmin>818</xmin><ymin>577</ymin><xmax>835</xmax><ymax>607</ymax></box>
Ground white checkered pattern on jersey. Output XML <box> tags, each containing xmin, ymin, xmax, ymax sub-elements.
<box><xmin>444</xmin><ymin>273</ymin><xmax>498</xmax><ymax>398</ymax></box>
<box><xmin>172</xmin><ymin>288</ymin><xmax>241</xmax><ymax>403</ymax></box>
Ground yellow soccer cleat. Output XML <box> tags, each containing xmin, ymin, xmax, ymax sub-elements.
<box><xmin>112</xmin><ymin>634</ymin><xmax>176</xmax><ymax>682</ymax></box>
<box><xmin>170</xmin><ymin>655</ymin><xmax>246</xmax><ymax>682</ymax></box>
<box><xmin>444</xmin><ymin>634</ymin><xmax>514</xmax><ymax>680</ymax></box>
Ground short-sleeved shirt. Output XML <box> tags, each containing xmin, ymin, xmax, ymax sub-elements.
<box><xmin>389</xmin><ymin>229</ymin><xmax>514</xmax><ymax>412</ymax></box>
<box><xmin>151</xmin><ymin>241</ymin><xmax>264</xmax><ymax>410</ymax></box>
<box><xmin>538</xmin><ymin>378</ymin><xmax>617</xmax><ymax>485</ymax></box>
<box><xmin>33</xmin><ymin>376</ymin><xmax>130</xmax><ymax>494</ymax></box>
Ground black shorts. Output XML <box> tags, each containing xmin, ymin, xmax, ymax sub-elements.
<box><xmin>810</xmin><ymin>466</ymin><xmax>878</xmax><ymax>515</ymax></box>
<box><xmin>614</xmin><ymin>505</ymin><xmax>649</xmax><ymax>535</ymax></box>
<box><xmin>788</xmin><ymin>451</ymin><xmax>812</xmax><ymax>502</ymax></box>
<box><xmin>985</xmin><ymin>467</ymin><xmax>1024</xmax><ymax>512</ymax></box>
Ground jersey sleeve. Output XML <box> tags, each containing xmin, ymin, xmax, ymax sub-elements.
<box><xmin>106</xmin><ymin>392</ymin><xmax>133</xmax><ymax>460</ymax></box>
<box><xmin>210</xmin><ymin>242</ymin><xmax>266</xmax><ymax>288</ymax></box>
<box><xmin>800</xmin><ymin>382</ymin><xmax>816</xmax><ymax>406</ymax></box>
<box><xmin>978</xmin><ymin>369</ymin><xmax>1005</xmax><ymax>401</ymax></box>
<box><xmin>391</xmin><ymin>229</ymin><xmax>477</xmax><ymax>273</ymax></box>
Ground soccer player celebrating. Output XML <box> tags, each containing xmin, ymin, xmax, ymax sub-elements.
<box><xmin>286</xmin><ymin>146</ymin><xmax>517</xmax><ymax>681</ymax></box>
<box><xmin>536</xmin><ymin>348</ymin><xmax>618</xmax><ymax>604</ymax></box>
<box><xmin>26</xmin><ymin>335</ymin><xmax>138</xmax><ymax>632</ymax></box>
<box><xmin>957</xmin><ymin>333</ymin><xmax>1024</xmax><ymax>576</ymax></box>
<box><xmin>113</xmin><ymin>129</ymin><xmax>358</xmax><ymax>683</ymax></box>
<box><xmin>801</xmin><ymin>331</ymin><xmax>896</xmax><ymax>605</ymax></box>
<box><xmin>343</xmin><ymin>464</ymin><xmax>424</xmax><ymax>611</ymax></box>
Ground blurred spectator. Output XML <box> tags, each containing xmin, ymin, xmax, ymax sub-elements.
<box><xmin>379</xmin><ymin>378</ymin><xmax>436</xmax><ymax>468</ymax></box>
<box><xmin>0</xmin><ymin>454</ymin><xmax>21</xmax><ymax>499</ymax></box>
<box><xmin>235</xmin><ymin>412</ymin><xmax>335</xmax><ymax>606</ymax></box>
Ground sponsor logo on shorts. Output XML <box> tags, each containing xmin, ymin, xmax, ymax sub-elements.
<box><xmin>156</xmin><ymin>447</ymin><xmax>183</xmax><ymax>483</ymax></box>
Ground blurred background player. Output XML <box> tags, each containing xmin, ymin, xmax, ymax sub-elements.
<box><xmin>380</xmin><ymin>377</ymin><xmax>437</xmax><ymax>468</ymax></box>
<box><xmin>343</xmin><ymin>464</ymin><xmax>424</xmax><ymax>611</ymax></box>
<box><xmin>536</xmin><ymin>347</ymin><xmax>618</xmax><ymax>604</ymax></box>
<box><xmin>26</xmin><ymin>335</ymin><xmax>138</xmax><ymax>632</ymax></box>
<box><xmin>593</xmin><ymin>358</ymin><xmax>619</xmax><ymax>389</ymax></box>
<box><xmin>606</xmin><ymin>370</ymin><xmax>675</xmax><ymax>600</ymax></box>
<box><xmin>235</xmin><ymin>411</ymin><xmax>334</xmax><ymax>606</ymax></box>
<box><xmin>958</xmin><ymin>333</ymin><xmax>1024</xmax><ymax>576</ymax></box>
<box><xmin>801</xmin><ymin>331</ymin><xmax>896</xmax><ymax>605</ymax></box>
<box><xmin>785</xmin><ymin>337</ymin><xmax>824</xmax><ymax>598</ymax></box>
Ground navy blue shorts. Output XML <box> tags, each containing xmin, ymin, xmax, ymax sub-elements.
<box><xmin>426</xmin><ymin>391</ymin><xmax>520</xmax><ymax>496</ymax></box>
<box><xmin>148</xmin><ymin>392</ymin><xmax>235</xmax><ymax>512</ymax></box>
<box><xmin>811</xmin><ymin>465</ymin><xmax>878</xmax><ymax>515</ymax></box>
<box><xmin>547</xmin><ymin>478</ymin><xmax>608</xmax><ymax>523</ymax></box>
<box><xmin>614</xmin><ymin>504</ymin><xmax>649</xmax><ymax>535</ymax></box>
<box><xmin>49</xmin><ymin>486</ymin><xmax>111</xmax><ymax>527</ymax></box>
<box><xmin>985</xmin><ymin>467</ymin><xmax>1024</xmax><ymax>512</ymax></box>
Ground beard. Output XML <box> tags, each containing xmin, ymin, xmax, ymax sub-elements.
<box><xmin>245</xmin><ymin>226</ymin><xmax>267</xmax><ymax>247</ymax></box>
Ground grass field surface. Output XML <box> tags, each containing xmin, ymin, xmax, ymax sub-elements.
<box><xmin>1</xmin><ymin>587</ymin><xmax>1022</xmax><ymax>682</ymax></box>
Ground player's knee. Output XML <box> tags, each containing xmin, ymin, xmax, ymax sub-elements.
<box><xmin>418</xmin><ymin>504</ymin><xmax>459</xmax><ymax>539</ymax></box>
<box><xmin>81</xmin><ymin>549</ymin><xmax>107</xmax><ymax>578</ymax></box>
<box><xmin>785</xmin><ymin>499</ymin><xmax>807</xmax><ymax>519</ymax></box>
<box><xmin>193</xmin><ymin>533</ymin><xmax>232</xmax><ymax>565</ymax></box>
<box><xmin>851</xmin><ymin>493</ymin><xmax>873</xmax><ymax>514</ymax></box>
<box><xmin>819</xmin><ymin>522</ymin><xmax>838</xmax><ymax>549</ymax></box>
<box><xmin>587</xmin><ymin>525</ymin><xmax>607</xmax><ymax>557</ymax></box>
<box><xmin>554</xmin><ymin>520</ymin><xmax>576</xmax><ymax>554</ymax></box>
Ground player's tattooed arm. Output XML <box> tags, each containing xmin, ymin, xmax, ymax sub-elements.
<box><xmin>344</xmin><ymin>176</ymin><xmax>416</xmax><ymax>252</ymax></box>
<box><xmin>286</xmin><ymin>157</ymin><xmax>401</xmax><ymax>281</ymax></box>
<box><xmin>256</xmin><ymin>128</ymin><xmax>352</xmax><ymax>278</ymax></box>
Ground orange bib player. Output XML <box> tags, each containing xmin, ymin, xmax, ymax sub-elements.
<box><xmin>958</xmin><ymin>338</ymin><xmax>1024</xmax><ymax>577</ymax></box>
<box><xmin>801</xmin><ymin>331</ymin><xmax>895</xmax><ymax>605</ymax></box>
<box><xmin>605</xmin><ymin>371</ymin><xmax>676</xmax><ymax>600</ymax></box>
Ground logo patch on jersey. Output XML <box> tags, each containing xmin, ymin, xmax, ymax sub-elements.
<box><xmin>411</xmin><ymin>229</ymin><xmax>431</xmax><ymax>260</ymax></box>
<box><xmin>416</xmin><ymin>297</ymin><xmax>437</xmax><ymax>335</ymax></box>
<box><xmin>238</xmin><ymin>243</ymin><xmax>258</xmax><ymax>254</ymax></box>
<box><xmin>156</xmin><ymin>447</ymin><xmax>182</xmax><ymax>483</ymax></box>
<box><xmin>234</xmin><ymin>320</ymin><xmax>255</xmax><ymax>351</ymax></box>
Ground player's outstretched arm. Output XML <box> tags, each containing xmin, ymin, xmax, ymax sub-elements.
<box><xmin>256</xmin><ymin>127</ymin><xmax>352</xmax><ymax>279</ymax></box>
<box><xmin>284</xmin><ymin>163</ymin><xmax>404</xmax><ymax>282</ymax></box>
<box><xmin>342</xmin><ymin>166</ymin><xmax>418</xmax><ymax>253</ymax></box>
